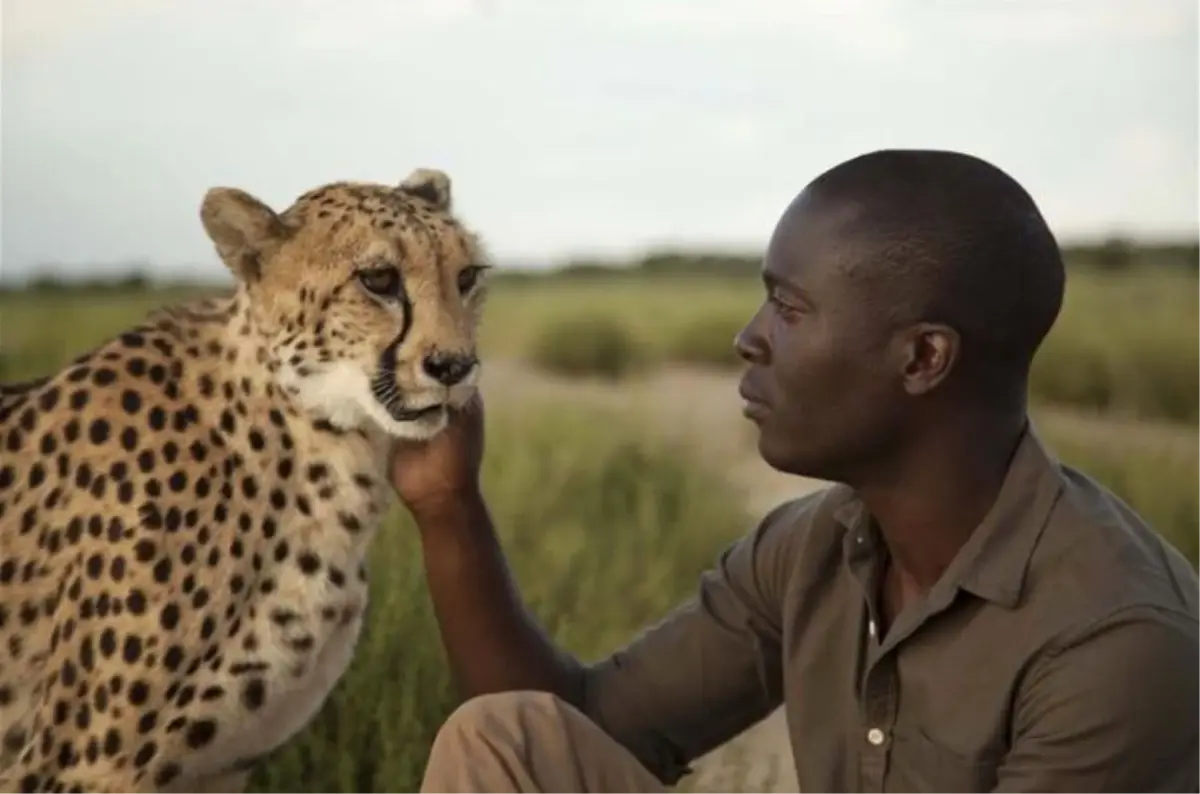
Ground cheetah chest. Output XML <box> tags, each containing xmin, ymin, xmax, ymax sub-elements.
<box><xmin>181</xmin><ymin>442</ymin><xmax>388</xmax><ymax>778</ymax></box>
<box><xmin>234</xmin><ymin>582</ymin><xmax>368</xmax><ymax>766</ymax></box>
<box><xmin>179</xmin><ymin>549</ymin><xmax>374</xmax><ymax>780</ymax></box>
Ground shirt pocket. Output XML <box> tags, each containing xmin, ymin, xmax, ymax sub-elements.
<box><xmin>887</xmin><ymin>726</ymin><xmax>1005</xmax><ymax>793</ymax></box>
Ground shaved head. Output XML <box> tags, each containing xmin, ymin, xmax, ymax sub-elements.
<box><xmin>797</xmin><ymin>149</ymin><xmax>1066</xmax><ymax>379</ymax></box>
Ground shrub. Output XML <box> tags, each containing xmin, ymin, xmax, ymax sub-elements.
<box><xmin>0</xmin><ymin>335</ymin><xmax>88</xmax><ymax>384</ymax></box>
<box><xmin>664</xmin><ymin>313</ymin><xmax>747</xmax><ymax>370</ymax></box>
<box><xmin>1028</xmin><ymin>268</ymin><xmax>1198</xmax><ymax>424</ymax></box>
<box><xmin>1032</xmin><ymin>329</ymin><xmax>1199</xmax><ymax>425</ymax></box>
<box><xmin>249</xmin><ymin>401</ymin><xmax>750</xmax><ymax>792</ymax></box>
<box><xmin>526</xmin><ymin>314</ymin><xmax>650</xmax><ymax>380</ymax></box>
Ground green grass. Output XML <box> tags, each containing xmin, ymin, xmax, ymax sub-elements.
<box><xmin>478</xmin><ymin>274</ymin><xmax>761</xmax><ymax>361</ymax></box>
<box><xmin>1</xmin><ymin>267</ymin><xmax>1195</xmax><ymax>424</ymax></box>
<box><xmin>491</xmin><ymin>268</ymin><xmax>1198</xmax><ymax>425</ymax></box>
<box><xmin>246</xmin><ymin>400</ymin><xmax>751</xmax><ymax>792</ymax></box>
<box><xmin>664</xmin><ymin>311</ymin><xmax>748</xmax><ymax>369</ymax></box>
<box><xmin>526</xmin><ymin>313</ymin><xmax>651</xmax><ymax>380</ymax></box>
<box><xmin>1030</xmin><ymin>270</ymin><xmax>1199</xmax><ymax>423</ymax></box>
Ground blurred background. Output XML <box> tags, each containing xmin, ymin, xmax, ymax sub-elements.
<box><xmin>2</xmin><ymin>1</ymin><xmax>1197</xmax><ymax>791</ymax></box>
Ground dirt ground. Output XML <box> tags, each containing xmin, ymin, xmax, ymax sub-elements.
<box><xmin>481</xmin><ymin>358</ymin><xmax>819</xmax><ymax>792</ymax></box>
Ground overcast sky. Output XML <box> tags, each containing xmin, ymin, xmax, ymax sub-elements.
<box><xmin>2</xmin><ymin>0</ymin><xmax>1196</xmax><ymax>281</ymax></box>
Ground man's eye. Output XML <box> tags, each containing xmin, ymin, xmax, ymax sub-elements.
<box><xmin>358</xmin><ymin>267</ymin><xmax>401</xmax><ymax>296</ymax></box>
<box><xmin>457</xmin><ymin>265</ymin><xmax>488</xmax><ymax>295</ymax></box>
<box><xmin>769</xmin><ymin>291</ymin><xmax>800</xmax><ymax>315</ymax></box>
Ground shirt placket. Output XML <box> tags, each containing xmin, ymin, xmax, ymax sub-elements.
<box><xmin>847</xmin><ymin>527</ymin><xmax>897</xmax><ymax>793</ymax></box>
<box><xmin>848</xmin><ymin>519</ymin><xmax>936</xmax><ymax>794</ymax></box>
<box><xmin>859</xmin><ymin>637</ymin><xmax>899</xmax><ymax>792</ymax></box>
<box><xmin>856</xmin><ymin>573</ymin><xmax>959</xmax><ymax>792</ymax></box>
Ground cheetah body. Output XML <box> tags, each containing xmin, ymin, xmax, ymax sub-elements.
<box><xmin>0</xmin><ymin>169</ymin><xmax>489</xmax><ymax>792</ymax></box>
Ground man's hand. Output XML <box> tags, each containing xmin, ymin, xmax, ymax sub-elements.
<box><xmin>389</xmin><ymin>393</ymin><xmax>486</xmax><ymax>521</ymax></box>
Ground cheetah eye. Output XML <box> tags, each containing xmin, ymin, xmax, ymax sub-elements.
<box><xmin>456</xmin><ymin>265</ymin><xmax>489</xmax><ymax>295</ymax></box>
<box><xmin>357</xmin><ymin>267</ymin><xmax>401</xmax><ymax>297</ymax></box>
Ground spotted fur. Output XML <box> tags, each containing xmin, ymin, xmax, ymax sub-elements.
<box><xmin>0</xmin><ymin>168</ymin><xmax>490</xmax><ymax>792</ymax></box>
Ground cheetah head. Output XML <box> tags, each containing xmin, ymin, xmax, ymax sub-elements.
<box><xmin>199</xmin><ymin>168</ymin><xmax>489</xmax><ymax>441</ymax></box>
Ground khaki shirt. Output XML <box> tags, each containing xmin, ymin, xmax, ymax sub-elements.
<box><xmin>579</xmin><ymin>424</ymin><xmax>1199</xmax><ymax>792</ymax></box>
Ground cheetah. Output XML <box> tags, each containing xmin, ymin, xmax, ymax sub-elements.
<box><xmin>0</xmin><ymin>168</ymin><xmax>490</xmax><ymax>792</ymax></box>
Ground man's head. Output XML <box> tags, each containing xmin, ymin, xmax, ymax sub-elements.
<box><xmin>736</xmin><ymin>149</ymin><xmax>1065</xmax><ymax>482</ymax></box>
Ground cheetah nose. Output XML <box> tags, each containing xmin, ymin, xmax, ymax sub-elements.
<box><xmin>422</xmin><ymin>351</ymin><xmax>477</xmax><ymax>386</ymax></box>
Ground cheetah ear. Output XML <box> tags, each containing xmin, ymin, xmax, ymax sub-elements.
<box><xmin>397</xmin><ymin>168</ymin><xmax>452</xmax><ymax>211</ymax></box>
<box><xmin>199</xmin><ymin>187</ymin><xmax>289</xmax><ymax>283</ymax></box>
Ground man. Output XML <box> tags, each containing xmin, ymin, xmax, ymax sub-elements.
<box><xmin>390</xmin><ymin>149</ymin><xmax>1199</xmax><ymax>793</ymax></box>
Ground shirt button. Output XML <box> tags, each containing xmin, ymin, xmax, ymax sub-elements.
<box><xmin>867</xmin><ymin>728</ymin><xmax>886</xmax><ymax>746</ymax></box>
<box><xmin>868</xmin><ymin>621</ymin><xmax>877</xmax><ymax>637</ymax></box>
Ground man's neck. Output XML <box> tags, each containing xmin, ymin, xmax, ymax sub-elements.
<box><xmin>855</xmin><ymin>408</ymin><xmax>1027</xmax><ymax>592</ymax></box>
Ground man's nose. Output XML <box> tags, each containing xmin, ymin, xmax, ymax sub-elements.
<box><xmin>734</xmin><ymin>308</ymin><xmax>769</xmax><ymax>364</ymax></box>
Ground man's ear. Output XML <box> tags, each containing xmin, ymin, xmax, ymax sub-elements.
<box><xmin>199</xmin><ymin>187</ymin><xmax>290</xmax><ymax>283</ymax></box>
<box><xmin>895</xmin><ymin>322</ymin><xmax>961</xmax><ymax>396</ymax></box>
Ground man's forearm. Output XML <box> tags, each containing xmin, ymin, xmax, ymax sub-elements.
<box><xmin>415</xmin><ymin>489</ymin><xmax>586</xmax><ymax>703</ymax></box>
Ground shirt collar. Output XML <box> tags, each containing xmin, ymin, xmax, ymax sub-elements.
<box><xmin>834</xmin><ymin>420</ymin><xmax>1065</xmax><ymax>609</ymax></box>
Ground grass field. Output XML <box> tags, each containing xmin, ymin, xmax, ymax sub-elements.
<box><xmin>5</xmin><ymin>265</ymin><xmax>1193</xmax><ymax>422</ymax></box>
<box><xmin>0</xmin><ymin>261</ymin><xmax>1196</xmax><ymax>790</ymax></box>
<box><xmin>499</xmin><ymin>267</ymin><xmax>1199</xmax><ymax>424</ymax></box>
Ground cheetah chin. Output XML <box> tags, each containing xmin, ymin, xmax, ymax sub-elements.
<box><xmin>0</xmin><ymin>166</ymin><xmax>488</xmax><ymax>793</ymax></box>
<box><xmin>282</xmin><ymin>356</ymin><xmax>479</xmax><ymax>443</ymax></box>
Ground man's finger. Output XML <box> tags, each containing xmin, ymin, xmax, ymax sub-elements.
<box><xmin>450</xmin><ymin>391</ymin><xmax>484</xmax><ymax>419</ymax></box>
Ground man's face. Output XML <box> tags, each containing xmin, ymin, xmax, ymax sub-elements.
<box><xmin>735</xmin><ymin>191</ymin><xmax>912</xmax><ymax>482</ymax></box>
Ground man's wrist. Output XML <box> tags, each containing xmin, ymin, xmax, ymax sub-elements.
<box><xmin>406</xmin><ymin>483</ymin><xmax>488</xmax><ymax>533</ymax></box>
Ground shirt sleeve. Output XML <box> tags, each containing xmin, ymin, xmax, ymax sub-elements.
<box><xmin>574</xmin><ymin>495</ymin><xmax>814</xmax><ymax>785</ymax></box>
<box><xmin>992</xmin><ymin>606</ymin><xmax>1199</xmax><ymax>793</ymax></box>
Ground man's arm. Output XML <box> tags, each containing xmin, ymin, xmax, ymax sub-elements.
<box><xmin>414</xmin><ymin>487</ymin><xmax>808</xmax><ymax>784</ymax></box>
<box><xmin>416</xmin><ymin>489</ymin><xmax>585</xmax><ymax>700</ymax></box>
<box><xmin>993</xmin><ymin>606</ymin><xmax>1199</xmax><ymax>793</ymax></box>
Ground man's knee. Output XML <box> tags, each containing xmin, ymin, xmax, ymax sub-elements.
<box><xmin>423</xmin><ymin>690</ymin><xmax>668</xmax><ymax>793</ymax></box>
<box><xmin>429</xmin><ymin>690</ymin><xmax>580</xmax><ymax>759</ymax></box>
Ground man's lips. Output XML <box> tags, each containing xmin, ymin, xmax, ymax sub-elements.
<box><xmin>738</xmin><ymin>379</ymin><xmax>770</xmax><ymax>420</ymax></box>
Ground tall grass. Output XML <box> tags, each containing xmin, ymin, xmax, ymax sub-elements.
<box><xmin>1030</xmin><ymin>270</ymin><xmax>1199</xmax><ymax>423</ymax></box>
<box><xmin>526</xmin><ymin>314</ymin><xmax>651</xmax><ymax>380</ymax></box>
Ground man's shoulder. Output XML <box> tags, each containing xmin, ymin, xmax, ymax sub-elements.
<box><xmin>751</xmin><ymin>481</ymin><xmax>857</xmax><ymax>546</ymax></box>
<box><xmin>1029</xmin><ymin>459</ymin><xmax>1198</xmax><ymax>630</ymax></box>
<box><xmin>733</xmin><ymin>482</ymin><xmax>859</xmax><ymax>595</ymax></box>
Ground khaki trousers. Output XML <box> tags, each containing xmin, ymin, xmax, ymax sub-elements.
<box><xmin>420</xmin><ymin>691</ymin><xmax>668</xmax><ymax>793</ymax></box>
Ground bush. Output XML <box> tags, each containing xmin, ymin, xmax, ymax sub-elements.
<box><xmin>526</xmin><ymin>314</ymin><xmax>650</xmax><ymax>380</ymax></box>
<box><xmin>0</xmin><ymin>336</ymin><xmax>93</xmax><ymax>384</ymax></box>
<box><xmin>248</xmin><ymin>401</ymin><xmax>750</xmax><ymax>792</ymax></box>
<box><xmin>1032</xmin><ymin>328</ymin><xmax>1199</xmax><ymax>425</ymax></box>
<box><xmin>1029</xmin><ymin>268</ymin><xmax>1198</xmax><ymax>424</ymax></box>
<box><xmin>665</xmin><ymin>313</ymin><xmax>747</xmax><ymax>370</ymax></box>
